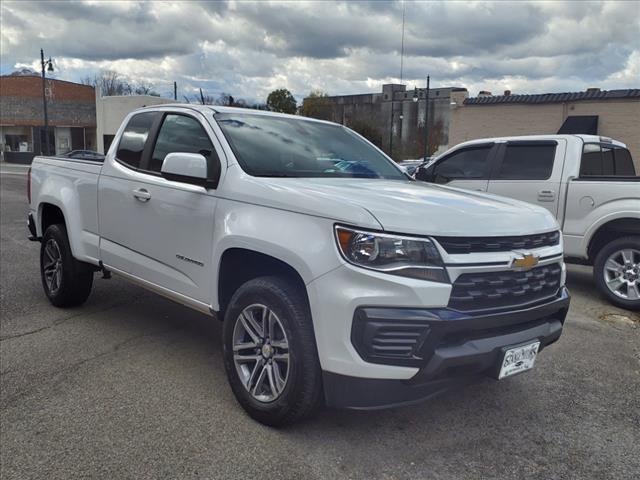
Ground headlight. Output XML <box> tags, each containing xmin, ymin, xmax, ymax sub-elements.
<box><xmin>334</xmin><ymin>226</ymin><xmax>449</xmax><ymax>283</ymax></box>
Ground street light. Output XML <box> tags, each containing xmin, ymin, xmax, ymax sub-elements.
<box><xmin>40</xmin><ymin>48</ymin><xmax>54</xmax><ymax>155</ymax></box>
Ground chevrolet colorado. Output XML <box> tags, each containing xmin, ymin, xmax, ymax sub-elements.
<box><xmin>415</xmin><ymin>135</ymin><xmax>639</xmax><ymax>310</ymax></box>
<box><xmin>28</xmin><ymin>106</ymin><xmax>569</xmax><ymax>426</ymax></box>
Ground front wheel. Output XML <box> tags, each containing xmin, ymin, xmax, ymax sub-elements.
<box><xmin>593</xmin><ymin>236</ymin><xmax>640</xmax><ymax>311</ymax></box>
<box><xmin>40</xmin><ymin>224</ymin><xmax>94</xmax><ymax>307</ymax></box>
<box><xmin>222</xmin><ymin>276</ymin><xmax>323</xmax><ymax>426</ymax></box>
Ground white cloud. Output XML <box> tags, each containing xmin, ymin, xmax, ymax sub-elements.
<box><xmin>1</xmin><ymin>0</ymin><xmax>638</xmax><ymax>103</ymax></box>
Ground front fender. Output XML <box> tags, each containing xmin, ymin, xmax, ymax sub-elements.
<box><xmin>210</xmin><ymin>199</ymin><xmax>343</xmax><ymax>310</ymax></box>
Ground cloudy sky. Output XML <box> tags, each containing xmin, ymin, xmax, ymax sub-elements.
<box><xmin>1</xmin><ymin>0</ymin><xmax>638</xmax><ymax>103</ymax></box>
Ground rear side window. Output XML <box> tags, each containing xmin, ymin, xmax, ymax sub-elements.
<box><xmin>580</xmin><ymin>144</ymin><xmax>636</xmax><ymax>176</ymax></box>
<box><xmin>116</xmin><ymin>112</ymin><xmax>158</xmax><ymax>169</ymax></box>
<box><xmin>149</xmin><ymin>114</ymin><xmax>217</xmax><ymax>173</ymax></box>
<box><xmin>433</xmin><ymin>145</ymin><xmax>492</xmax><ymax>180</ymax></box>
<box><xmin>496</xmin><ymin>143</ymin><xmax>556</xmax><ymax>180</ymax></box>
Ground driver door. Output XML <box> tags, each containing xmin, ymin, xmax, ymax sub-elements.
<box><xmin>420</xmin><ymin>143</ymin><xmax>496</xmax><ymax>192</ymax></box>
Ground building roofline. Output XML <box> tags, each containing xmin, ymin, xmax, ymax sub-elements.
<box><xmin>0</xmin><ymin>74</ymin><xmax>95</xmax><ymax>90</ymax></box>
<box><xmin>464</xmin><ymin>88</ymin><xmax>640</xmax><ymax>105</ymax></box>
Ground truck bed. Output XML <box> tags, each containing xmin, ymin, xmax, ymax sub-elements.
<box><xmin>30</xmin><ymin>156</ymin><xmax>103</xmax><ymax>265</ymax></box>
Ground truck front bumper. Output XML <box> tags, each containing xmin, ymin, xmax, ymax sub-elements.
<box><xmin>323</xmin><ymin>287</ymin><xmax>570</xmax><ymax>409</ymax></box>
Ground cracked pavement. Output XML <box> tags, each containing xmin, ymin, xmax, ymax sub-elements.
<box><xmin>1</xmin><ymin>170</ymin><xmax>639</xmax><ymax>480</ymax></box>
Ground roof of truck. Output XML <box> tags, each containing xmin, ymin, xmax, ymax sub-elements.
<box><xmin>135</xmin><ymin>103</ymin><xmax>337</xmax><ymax>125</ymax></box>
<box><xmin>456</xmin><ymin>134</ymin><xmax>627</xmax><ymax>148</ymax></box>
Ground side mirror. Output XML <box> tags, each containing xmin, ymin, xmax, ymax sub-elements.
<box><xmin>161</xmin><ymin>152</ymin><xmax>209</xmax><ymax>186</ymax></box>
<box><xmin>415</xmin><ymin>164</ymin><xmax>436</xmax><ymax>182</ymax></box>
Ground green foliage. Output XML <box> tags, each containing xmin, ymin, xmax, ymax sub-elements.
<box><xmin>301</xmin><ymin>90</ymin><xmax>332</xmax><ymax>120</ymax></box>
<box><xmin>266</xmin><ymin>88</ymin><xmax>297</xmax><ymax>114</ymax></box>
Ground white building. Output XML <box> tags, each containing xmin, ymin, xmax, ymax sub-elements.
<box><xmin>96</xmin><ymin>94</ymin><xmax>177</xmax><ymax>154</ymax></box>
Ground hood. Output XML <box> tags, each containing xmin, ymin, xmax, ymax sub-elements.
<box><xmin>223</xmin><ymin>172</ymin><xmax>558</xmax><ymax>237</ymax></box>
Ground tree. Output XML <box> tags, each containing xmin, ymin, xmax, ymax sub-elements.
<box><xmin>301</xmin><ymin>90</ymin><xmax>332</xmax><ymax>120</ymax></box>
<box><xmin>81</xmin><ymin>70</ymin><xmax>159</xmax><ymax>97</ymax></box>
<box><xmin>348</xmin><ymin>119</ymin><xmax>382</xmax><ymax>149</ymax></box>
<box><xmin>266</xmin><ymin>88</ymin><xmax>297</xmax><ymax>114</ymax></box>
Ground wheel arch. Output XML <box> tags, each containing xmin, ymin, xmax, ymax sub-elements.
<box><xmin>39</xmin><ymin>202</ymin><xmax>66</xmax><ymax>235</ymax></box>
<box><xmin>587</xmin><ymin>217</ymin><xmax>640</xmax><ymax>263</ymax></box>
<box><xmin>216</xmin><ymin>248</ymin><xmax>309</xmax><ymax>318</ymax></box>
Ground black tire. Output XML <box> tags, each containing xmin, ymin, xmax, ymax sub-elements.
<box><xmin>222</xmin><ymin>276</ymin><xmax>323</xmax><ymax>427</ymax></box>
<box><xmin>40</xmin><ymin>224</ymin><xmax>94</xmax><ymax>307</ymax></box>
<box><xmin>593</xmin><ymin>236</ymin><xmax>640</xmax><ymax>311</ymax></box>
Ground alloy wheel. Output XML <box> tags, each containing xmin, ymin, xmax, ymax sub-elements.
<box><xmin>43</xmin><ymin>239</ymin><xmax>63</xmax><ymax>295</ymax></box>
<box><xmin>603</xmin><ymin>248</ymin><xmax>640</xmax><ymax>300</ymax></box>
<box><xmin>232</xmin><ymin>304</ymin><xmax>290</xmax><ymax>402</ymax></box>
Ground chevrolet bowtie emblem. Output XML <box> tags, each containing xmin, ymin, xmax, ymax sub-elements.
<box><xmin>511</xmin><ymin>253</ymin><xmax>539</xmax><ymax>271</ymax></box>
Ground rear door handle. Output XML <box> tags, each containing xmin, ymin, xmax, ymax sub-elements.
<box><xmin>132</xmin><ymin>188</ymin><xmax>151</xmax><ymax>202</ymax></box>
<box><xmin>538</xmin><ymin>189</ymin><xmax>555</xmax><ymax>202</ymax></box>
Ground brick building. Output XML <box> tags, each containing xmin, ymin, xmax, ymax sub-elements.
<box><xmin>449</xmin><ymin>88</ymin><xmax>640</xmax><ymax>170</ymax></box>
<box><xmin>0</xmin><ymin>74</ymin><xmax>96</xmax><ymax>163</ymax></box>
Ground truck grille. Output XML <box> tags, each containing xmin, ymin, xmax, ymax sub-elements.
<box><xmin>449</xmin><ymin>263</ymin><xmax>562</xmax><ymax>312</ymax></box>
<box><xmin>435</xmin><ymin>231</ymin><xmax>560</xmax><ymax>254</ymax></box>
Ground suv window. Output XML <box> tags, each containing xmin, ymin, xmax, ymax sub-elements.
<box><xmin>496</xmin><ymin>143</ymin><xmax>556</xmax><ymax>180</ymax></box>
<box><xmin>150</xmin><ymin>114</ymin><xmax>217</xmax><ymax>173</ymax></box>
<box><xmin>580</xmin><ymin>144</ymin><xmax>636</xmax><ymax>176</ymax></box>
<box><xmin>433</xmin><ymin>145</ymin><xmax>492</xmax><ymax>182</ymax></box>
<box><xmin>116</xmin><ymin>112</ymin><xmax>158</xmax><ymax>169</ymax></box>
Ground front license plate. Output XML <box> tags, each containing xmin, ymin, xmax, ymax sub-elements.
<box><xmin>498</xmin><ymin>341</ymin><xmax>540</xmax><ymax>379</ymax></box>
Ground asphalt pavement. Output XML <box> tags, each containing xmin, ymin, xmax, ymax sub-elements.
<box><xmin>1</xmin><ymin>169</ymin><xmax>638</xmax><ymax>480</ymax></box>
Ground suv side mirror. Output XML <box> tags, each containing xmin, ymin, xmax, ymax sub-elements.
<box><xmin>161</xmin><ymin>152</ymin><xmax>209</xmax><ymax>186</ymax></box>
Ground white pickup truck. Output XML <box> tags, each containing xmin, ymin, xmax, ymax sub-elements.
<box><xmin>415</xmin><ymin>135</ymin><xmax>640</xmax><ymax>311</ymax></box>
<box><xmin>28</xmin><ymin>105</ymin><xmax>569</xmax><ymax>426</ymax></box>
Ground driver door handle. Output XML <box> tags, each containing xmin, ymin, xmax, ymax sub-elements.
<box><xmin>132</xmin><ymin>188</ymin><xmax>151</xmax><ymax>202</ymax></box>
<box><xmin>538</xmin><ymin>189</ymin><xmax>555</xmax><ymax>202</ymax></box>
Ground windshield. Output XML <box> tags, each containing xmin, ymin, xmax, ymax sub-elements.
<box><xmin>215</xmin><ymin>112</ymin><xmax>405</xmax><ymax>179</ymax></box>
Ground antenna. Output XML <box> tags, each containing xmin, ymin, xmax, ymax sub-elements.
<box><xmin>399</xmin><ymin>0</ymin><xmax>405</xmax><ymax>83</ymax></box>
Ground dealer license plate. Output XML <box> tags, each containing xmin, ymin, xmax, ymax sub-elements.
<box><xmin>498</xmin><ymin>341</ymin><xmax>540</xmax><ymax>379</ymax></box>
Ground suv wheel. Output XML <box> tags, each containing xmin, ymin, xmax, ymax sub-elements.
<box><xmin>222</xmin><ymin>276</ymin><xmax>323</xmax><ymax>426</ymax></box>
<box><xmin>40</xmin><ymin>224</ymin><xmax>94</xmax><ymax>307</ymax></box>
<box><xmin>593</xmin><ymin>236</ymin><xmax>640</xmax><ymax>311</ymax></box>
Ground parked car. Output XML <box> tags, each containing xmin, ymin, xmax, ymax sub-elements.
<box><xmin>59</xmin><ymin>150</ymin><xmax>105</xmax><ymax>162</ymax></box>
<box><xmin>27</xmin><ymin>106</ymin><xmax>569</xmax><ymax>426</ymax></box>
<box><xmin>415</xmin><ymin>135</ymin><xmax>639</xmax><ymax>310</ymax></box>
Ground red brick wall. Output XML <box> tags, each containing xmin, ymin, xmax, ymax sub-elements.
<box><xmin>0</xmin><ymin>76</ymin><xmax>96</xmax><ymax>127</ymax></box>
<box><xmin>0</xmin><ymin>75</ymin><xmax>95</xmax><ymax>102</ymax></box>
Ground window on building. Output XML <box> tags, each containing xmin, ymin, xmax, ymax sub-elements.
<box><xmin>433</xmin><ymin>145</ymin><xmax>493</xmax><ymax>181</ymax></box>
<box><xmin>496</xmin><ymin>143</ymin><xmax>556</xmax><ymax>180</ymax></box>
<box><xmin>149</xmin><ymin>114</ymin><xmax>217</xmax><ymax>173</ymax></box>
<box><xmin>580</xmin><ymin>144</ymin><xmax>636</xmax><ymax>177</ymax></box>
<box><xmin>116</xmin><ymin>112</ymin><xmax>158</xmax><ymax>169</ymax></box>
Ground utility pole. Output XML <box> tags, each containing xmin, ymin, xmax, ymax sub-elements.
<box><xmin>423</xmin><ymin>75</ymin><xmax>430</xmax><ymax>161</ymax></box>
<box><xmin>40</xmin><ymin>49</ymin><xmax>54</xmax><ymax>155</ymax></box>
<box><xmin>389</xmin><ymin>99</ymin><xmax>394</xmax><ymax>159</ymax></box>
<box><xmin>173</xmin><ymin>81</ymin><xmax>177</xmax><ymax>101</ymax></box>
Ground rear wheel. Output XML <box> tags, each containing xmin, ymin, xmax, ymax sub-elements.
<box><xmin>593</xmin><ymin>236</ymin><xmax>640</xmax><ymax>311</ymax></box>
<box><xmin>40</xmin><ymin>224</ymin><xmax>94</xmax><ymax>307</ymax></box>
<box><xmin>222</xmin><ymin>276</ymin><xmax>323</xmax><ymax>427</ymax></box>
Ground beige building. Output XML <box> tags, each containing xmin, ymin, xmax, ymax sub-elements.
<box><xmin>96</xmin><ymin>93</ymin><xmax>176</xmax><ymax>154</ymax></box>
<box><xmin>449</xmin><ymin>88</ymin><xmax>640</xmax><ymax>170</ymax></box>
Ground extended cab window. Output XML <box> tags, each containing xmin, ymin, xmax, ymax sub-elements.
<box><xmin>433</xmin><ymin>145</ymin><xmax>492</xmax><ymax>181</ymax></box>
<box><xmin>580</xmin><ymin>143</ymin><xmax>636</xmax><ymax>177</ymax></box>
<box><xmin>116</xmin><ymin>112</ymin><xmax>158</xmax><ymax>169</ymax></box>
<box><xmin>496</xmin><ymin>143</ymin><xmax>556</xmax><ymax>180</ymax></box>
<box><xmin>150</xmin><ymin>114</ymin><xmax>218</xmax><ymax>173</ymax></box>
